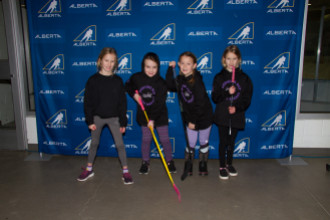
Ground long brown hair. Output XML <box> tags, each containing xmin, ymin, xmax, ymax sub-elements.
<box><xmin>178</xmin><ymin>51</ymin><xmax>197</xmax><ymax>85</ymax></box>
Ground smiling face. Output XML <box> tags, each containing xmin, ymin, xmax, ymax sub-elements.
<box><xmin>144</xmin><ymin>59</ymin><xmax>158</xmax><ymax>78</ymax></box>
<box><xmin>178</xmin><ymin>55</ymin><xmax>197</xmax><ymax>77</ymax></box>
<box><xmin>224</xmin><ymin>52</ymin><xmax>239</xmax><ymax>72</ymax></box>
<box><xmin>99</xmin><ymin>53</ymin><xmax>116</xmax><ymax>76</ymax></box>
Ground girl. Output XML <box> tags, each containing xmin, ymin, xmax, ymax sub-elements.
<box><xmin>77</xmin><ymin>47</ymin><xmax>133</xmax><ymax>184</ymax></box>
<box><xmin>125</xmin><ymin>52</ymin><xmax>176</xmax><ymax>174</ymax></box>
<box><xmin>166</xmin><ymin>51</ymin><xmax>213</xmax><ymax>178</ymax></box>
<box><xmin>212</xmin><ymin>45</ymin><xmax>253</xmax><ymax>180</ymax></box>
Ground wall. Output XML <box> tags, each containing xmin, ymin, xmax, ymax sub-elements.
<box><xmin>293</xmin><ymin>118</ymin><xmax>330</xmax><ymax>148</ymax></box>
<box><xmin>26</xmin><ymin>115</ymin><xmax>38</xmax><ymax>144</ymax></box>
<box><xmin>0</xmin><ymin>83</ymin><xmax>15</xmax><ymax>125</ymax></box>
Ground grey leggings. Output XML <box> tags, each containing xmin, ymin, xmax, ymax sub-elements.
<box><xmin>87</xmin><ymin>116</ymin><xmax>127</xmax><ymax>167</ymax></box>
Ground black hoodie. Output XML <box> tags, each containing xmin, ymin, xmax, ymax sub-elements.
<box><xmin>125</xmin><ymin>72</ymin><xmax>169</xmax><ymax>127</ymax></box>
<box><xmin>211</xmin><ymin>68</ymin><xmax>253</xmax><ymax>129</ymax></box>
<box><xmin>166</xmin><ymin>67</ymin><xmax>213</xmax><ymax>130</ymax></box>
<box><xmin>84</xmin><ymin>72</ymin><xmax>127</xmax><ymax>127</ymax></box>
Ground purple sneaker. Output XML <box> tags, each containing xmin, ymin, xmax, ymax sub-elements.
<box><xmin>122</xmin><ymin>172</ymin><xmax>134</xmax><ymax>185</ymax></box>
<box><xmin>77</xmin><ymin>170</ymin><xmax>94</xmax><ymax>181</ymax></box>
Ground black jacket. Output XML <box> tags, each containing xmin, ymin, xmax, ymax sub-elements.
<box><xmin>125</xmin><ymin>72</ymin><xmax>168</xmax><ymax>126</ymax></box>
<box><xmin>84</xmin><ymin>72</ymin><xmax>127</xmax><ymax>127</ymax></box>
<box><xmin>166</xmin><ymin>67</ymin><xmax>213</xmax><ymax>130</ymax></box>
<box><xmin>211</xmin><ymin>68</ymin><xmax>253</xmax><ymax>129</ymax></box>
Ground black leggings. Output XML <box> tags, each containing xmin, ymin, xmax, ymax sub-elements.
<box><xmin>218</xmin><ymin>126</ymin><xmax>238</xmax><ymax>168</ymax></box>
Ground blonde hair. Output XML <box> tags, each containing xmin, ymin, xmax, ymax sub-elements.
<box><xmin>221</xmin><ymin>45</ymin><xmax>242</xmax><ymax>69</ymax></box>
<box><xmin>96</xmin><ymin>47</ymin><xmax>118</xmax><ymax>72</ymax></box>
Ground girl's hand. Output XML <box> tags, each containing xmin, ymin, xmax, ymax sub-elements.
<box><xmin>188</xmin><ymin>122</ymin><xmax>195</xmax><ymax>130</ymax></box>
<box><xmin>89</xmin><ymin>124</ymin><xmax>97</xmax><ymax>131</ymax></box>
<box><xmin>229</xmin><ymin>85</ymin><xmax>236</xmax><ymax>95</ymax></box>
<box><xmin>148</xmin><ymin>120</ymin><xmax>154</xmax><ymax>130</ymax></box>
<box><xmin>120</xmin><ymin>127</ymin><xmax>126</xmax><ymax>134</ymax></box>
<box><xmin>228</xmin><ymin>106</ymin><xmax>236</xmax><ymax>114</ymax></box>
<box><xmin>169</xmin><ymin>61</ymin><xmax>176</xmax><ymax>68</ymax></box>
<box><xmin>133</xmin><ymin>93</ymin><xmax>141</xmax><ymax>103</ymax></box>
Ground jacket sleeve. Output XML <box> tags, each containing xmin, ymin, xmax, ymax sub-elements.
<box><xmin>124</xmin><ymin>74</ymin><xmax>136</xmax><ymax>98</ymax></box>
<box><xmin>235</xmin><ymin>75</ymin><xmax>253</xmax><ymax>113</ymax></box>
<box><xmin>211</xmin><ymin>74</ymin><xmax>228</xmax><ymax>104</ymax></box>
<box><xmin>165</xmin><ymin>66</ymin><xmax>177</xmax><ymax>92</ymax></box>
<box><xmin>118</xmin><ymin>78</ymin><xmax>128</xmax><ymax>127</ymax></box>
<box><xmin>84</xmin><ymin>79</ymin><xmax>95</xmax><ymax>125</ymax></box>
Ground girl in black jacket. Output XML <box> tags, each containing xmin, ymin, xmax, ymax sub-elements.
<box><xmin>125</xmin><ymin>52</ymin><xmax>176</xmax><ymax>174</ymax></box>
<box><xmin>212</xmin><ymin>45</ymin><xmax>253</xmax><ymax>180</ymax></box>
<box><xmin>78</xmin><ymin>47</ymin><xmax>133</xmax><ymax>184</ymax></box>
<box><xmin>166</xmin><ymin>51</ymin><xmax>213</xmax><ymax>178</ymax></box>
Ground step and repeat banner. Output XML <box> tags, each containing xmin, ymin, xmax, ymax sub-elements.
<box><xmin>26</xmin><ymin>0</ymin><xmax>305</xmax><ymax>159</ymax></box>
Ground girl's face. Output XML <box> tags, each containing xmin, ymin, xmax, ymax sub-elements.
<box><xmin>144</xmin><ymin>59</ymin><xmax>158</xmax><ymax>78</ymax></box>
<box><xmin>178</xmin><ymin>55</ymin><xmax>197</xmax><ymax>77</ymax></box>
<box><xmin>224</xmin><ymin>52</ymin><xmax>239</xmax><ymax>72</ymax></box>
<box><xmin>99</xmin><ymin>53</ymin><xmax>116</xmax><ymax>75</ymax></box>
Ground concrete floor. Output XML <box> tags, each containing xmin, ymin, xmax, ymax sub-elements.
<box><xmin>1</xmin><ymin>150</ymin><xmax>330</xmax><ymax>220</ymax></box>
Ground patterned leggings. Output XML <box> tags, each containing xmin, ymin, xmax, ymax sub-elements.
<box><xmin>141</xmin><ymin>125</ymin><xmax>173</xmax><ymax>162</ymax></box>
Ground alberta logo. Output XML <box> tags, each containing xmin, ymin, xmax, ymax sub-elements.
<box><xmin>43</xmin><ymin>140</ymin><xmax>68</xmax><ymax>147</ymax></box>
<box><xmin>43</xmin><ymin>54</ymin><xmax>64</xmax><ymax>75</ymax></box>
<box><xmin>228</xmin><ymin>22</ymin><xmax>254</xmax><ymax>45</ymax></box>
<box><xmin>150</xmin><ymin>23</ymin><xmax>176</xmax><ymax>46</ymax></box>
<box><xmin>73</xmin><ymin>114</ymin><xmax>86</xmax><ymax>126</ymax></box>
<box><xmin>261</xmin><ymin>110</ymin><xmax>286</xmax><ymax>131</ymax></box>
<box><xmin>75</xmin><ymin>89</ymin><xmax>84</xmax><ymax>103</ymax></box>
<box><xmin>265</xmin><ymin>27</ymin><xmax>297</xmax><ymax>40</ymax></box>
<box><xmin>261</xmin><ymin>144</ymin><xmax>288</xmax><ymax>150</ymax></box>
<box><xmin>197</xmin><ymin>52</ymin><xmax>212</xmax><ymax>74</ymax></box>
<box><xmin>143</xmin><ymin>0</ymin><xmax>176</xmax><ymax>8</ymax></box>
<box><xmin>107</xmin><ymin>0</ymin><xmax>132</xmax><ymax>16</ymax></box>
<box><xmin>117</xmin><ymin>53</ymin><xmax>132</xmax><ymax>74</ymax></box>
<box><xmin>38</xmin><ymin>0</ymin><xmax>62</xmax><ymax>18</ymax></box>
<box><xmin>75</xmin><ymin>137</ymin><xmax>91</xmax><ymax>155</ymax></box>
<box><xmin>73</xmin><ymin>25</ymin><xmax>97</xmax><ymax>47</ymax></box>
<box><xmin>187</xmin><ymin>0</ymin><xmax>213</xmax><ymax>14</ymax></box>
<box><xmin>39</xmin><ymin>88</ymin><xmax>65</xmax><ymax>96</ymax></box>
<box><xmin>46</xmin><ymin>109</ymin><xmax>67</xmax><ymax>128</ymax></box>
<box><xmin>226</xmin><ymin>0</ymin><xmax>258</xmax><ymax>5</ymax></box>
<box><xmin>267</xmin><ymin>0</ymin><xmax>294</xmax><ymax>13</ymax></box>
<box><xmin>241</xmin><ymin>57</ymin><xmax>258</xmax><ymax>70</ymax></box>
<box><xmin>264</xmin><ymin>52</ymin><xmax>290</xmax><ymax>74</ymax></box>
<box><xmin>233</xmin><ymin>137</ymin><xmax>250</xmax><ymax>158</ymax></box>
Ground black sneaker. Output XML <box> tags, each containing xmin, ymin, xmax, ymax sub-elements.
<box><xmin>139</xmin><ymin>161</ymin><xmax>149</xmax><ymax>174</ymax></box>
<box><xmin>167</xmin><ymin>160</ymin><xmax>177</xmax><ymax>173</ymax></box>
<box><xmin>199</xmin><ymin>161</ymin><xmax>208</xmax><ymax>176</ymax></box>
<box><xmin>219</xmin><ymin>168</ymin><xmax>229</xmax><ymax>180</ymax></box>
<box><xmin>226</xmin><ymin>165</ymin><xmax>238</xmax><ymax>176</ymax></box>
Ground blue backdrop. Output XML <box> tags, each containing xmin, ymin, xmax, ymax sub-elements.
<box><xmin>26</xmin><ymin>0</ymin><xmax>305</xmax><ymax>159</ymax></box>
